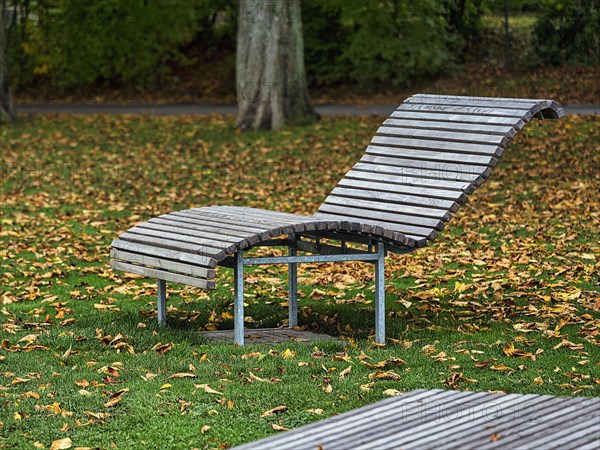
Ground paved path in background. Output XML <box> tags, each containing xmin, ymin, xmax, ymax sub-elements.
<box><xmin>15</xmin><ymin>103</ymin><xmax>599</xmax><ymax>116</ymax></box>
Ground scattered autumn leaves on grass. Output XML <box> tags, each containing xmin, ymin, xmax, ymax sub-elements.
<box><xmin>1</xmin><ymin>114</ymin><xmax>598</xmax><ymax>447</ymax></box>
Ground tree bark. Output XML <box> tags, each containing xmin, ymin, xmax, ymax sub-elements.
<box><xmin>236</xmin><ymin>0</ymin><xmax>318</xmax><ymax>131</ymax></box>
<box><xmin>0</xmin><ymin>0</ymin><xmax>15</xmax><ymax>123</ymax></box>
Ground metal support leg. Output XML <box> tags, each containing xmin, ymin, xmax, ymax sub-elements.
<box><xmin>288</xmin><ymin>234</ymin><xmax>298</xmax><ymax>328</ymax></box>
<box><xmin>374</xmin><ymin>241</ymin><xmax>386</xmax><ymax>344</ymax></box>
<box><xmin>157</xmin><ymin>279</ymin><xmax>167</xmax><ymax>326</ymax></box>
<box><xmin>234</xmin><ymin>251</ymin><xmax>245</xmax><ymax>346</ymax></box>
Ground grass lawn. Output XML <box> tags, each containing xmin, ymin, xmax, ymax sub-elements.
<box><xmin>1</xmin><ymin>113</ymin><xmax>599</xmax><ymax>449</ymax></box>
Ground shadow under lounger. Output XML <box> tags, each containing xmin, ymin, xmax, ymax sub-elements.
<box><xmin>110</xmin><ymin>94</ymin><xmax>564</xmax><ymax>345</ymax></box>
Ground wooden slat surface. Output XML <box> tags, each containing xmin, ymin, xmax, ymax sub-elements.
<box><xmin>376</xmin><ymin>126</ymin><xmax>509</xmax><ymax>146</ymax></box>
<box><xmin>360</xmin><ymin>155</ymin><xmax>493</xmax><ymax>179</ymax></box>
<box><xmin>366</xmin><ymin>144</ymin><xmax>498</xmax><ymax>166</ymax></box>
<box><xmin>382</xmin><ymin>118</ymin><xmax>517</xmax><ymax>137</ymax></box>
<box><xmin>371</xmin><ymin>135</ymin><xmax>503</xmax><ymax>157</ymax></box>
<box><xmin>232</xmin><ymin>389</ymin><xmax>600</xmax><ymax>450</ymax></box>
<box><xmin>390</xmin><ymin>110</ymin><xmax>526</xmax><ymax>128</ymax></box>
<box><xmin>350</xmin><ymin>164</ymin><xmax>477</xmax><ymax>193</ymax></box>
<box><xmin>397</xmin><ymin>103</ymin><xmax>534</xmax><ymax>119</ymax></box>
<box><xmin>331</xmin><ymin>186</ymin><xmax>460</xmax><ymax>211</ymax></box>
<box><xmin>339</xmin><ymin>176</ymin><xmax>468</xmax><ymax>202</ymax></box>
<box><xmin>111</xmin><ymin>94</ymin><xmax>563</xmax><ymax>290</ymax></box>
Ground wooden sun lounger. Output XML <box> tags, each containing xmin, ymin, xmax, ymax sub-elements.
<box><xmin>110</xmin><ymin>94</ymin><xmax>564</xmax><ymax>345</ymax></box>
<box><xmin>231</xmin><ymin>389</ymin><xmax>600</xmax><ymax>450</ymax></box>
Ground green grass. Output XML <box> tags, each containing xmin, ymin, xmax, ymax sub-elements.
<box><xmin>1</xmin><ymin>114</ymin><xmax>599</xmax><ymax>449</ymax></box>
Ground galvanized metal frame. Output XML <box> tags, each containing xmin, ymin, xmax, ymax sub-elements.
<box><xmin>230</xmin><ymin>233</ymin><xmax>387</xmax><ymax>346</ymax></box>
<box><xmin>155</xmin><ymin>233</ymin><xmax>392</xmax><ymax>346</ymax></box>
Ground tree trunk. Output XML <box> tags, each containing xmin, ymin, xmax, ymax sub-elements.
<box><xmin>0</xmin><ymin>0</ymin><xmax>15</xmax><ymax>123</ymax></box>
<box><xmin>236</xmin><ymin>0</ymin><xmax>318</xmax><ymax>131</ymax></box>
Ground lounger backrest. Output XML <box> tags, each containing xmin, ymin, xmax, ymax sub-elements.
<box><xmin>314</xmin><ymin>94</ymin><xmax>564</xmax><ymax>246</ymax></box>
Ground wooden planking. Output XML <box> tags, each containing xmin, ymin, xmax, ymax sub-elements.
<box><xmin>406</xmin><ymin>96</ymin><xmax>541</xmax><ymax>112</ymax></box>
<box><xmin>118</xmin><ymin>232</ymin><xmax>225</xmax><ymax>262</ymax></box>
<box><xmin>111</xmin><ymin>249</ymin><xmax>216</xmax><ymax>279</ymax></box>
<box><xmin>410</xmin><ymin>95</ymin><xmax>563</xmax><ymax>119</ymax></box>
<box><xmin>324</xmin><ymin>196</ymin><xmax>450</xmax><ymax>223</ymax></box>
<box><xmin>127</xmin><ymin>226</ymin><xmax>239</xmax><ymax>254</ymax></box>
<box><xmin>397</xmin><ymin>103</ymin><xmax>534</xmax><ymax>120</ymax></box>
<box><xmin>316</xmin><ymin>204</ymin><xmax>442</xmax><ymax>237</ymax></box>
<box><xmin>371</xmin><ymin>135</ymin><xmax>502</xmax><ymax>157</ymax></box>
<box><xmin>111</xmin><ymin>94</ymin><xmax>564</xmax><ymax>290</ymax></box>
<box><xmin>151</xmin><ymin>216</ymin><xmax>262</xmax><ymax>242</ymax></box>
<box><xmin>410</xmin><ymin>93</ymin><xmax>551</xmax><ymax>107</ymax></box>
<box><xmin>212</xmin><ymin>206</ymin><xmax>316</xmax><ymax>223</ymax></box>
<box><xmin>110</xmin><ymin>260</ymin><xmax>215</xmax><ymax>289</ymax></box>
<box><xmin>390</xmin><ymin>110</ymin><xmax>525</xmax><ymax>129</ymax></box>
<box><xmin>111</xmin><ymin>239</ymin><xmax>215</xmax><ymax>268</ymax></box>
<box><xmin>432</xmin><ymin>396</ymin><xmax>598</xmax><ymax>450</ymax></box>
<box><xmin>376</xmin><ymin>126</ymin><xmax>509</xmax><ymax>146</ymax></box>
<box><xmin>366</xmin><ymin>145</ymin><xmax>497</xmax><ymax>166</ymax></box>
<box><xmin>360</xmin><ymin>155</ymin><xmax>492</xmax><ymax>179</ymax></box>
<box><xmin>199</xmin><ymin>207</ymin><xmax>316</xmax><ymax>232</ymax></box>
<box><xmin>232</xmin><ymin>389</ymin><xmax>600</xmax><ymax>450</ymax></box>
<box><xmin>314</xmin><ymin>211</ymin><xmax>433</xmax><ymax>243</ymax></box>
<box><xmin>351</xmin><ymin>163</ymin><xmax>477</xmax><ymax>192</ymax></box>
<box><xmin>330</xmin><ymin>186</ymin><xmax>459</xmax><ymax>212</ymax></box>
<box><xmin>171</xmin><ymin>210</ymin><xmax>274</xmax><ymax>233</ymax></box>
<box><xmin>382</xmin><ymin>118</ymin><xmax>517</xmax><ymax>137</ymax></box>
<box><xmin>339</xmin><ymin>175</ymin><xmax>468</xmax><ymax>202</ymax></box>
<box><xmin>141</xmin><ymin>220</ymin><xmax>248</xmax><ymax>245</ymax></box>
<box><xmin>138</xmin><ymin>218</ymin><xmax>250</xmax><ymax>244</ymax></box>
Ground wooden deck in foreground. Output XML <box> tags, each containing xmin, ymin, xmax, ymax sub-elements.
<box><xmin>233</xmin><ymin>388</ymin><xmax>600</xmax><ymax>450</ymax></box>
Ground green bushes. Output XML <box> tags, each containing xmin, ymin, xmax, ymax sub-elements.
<box><xmin>7</xmin><ymin>0</ymin><xmax>198</xmax><ymax>91</ymax></box>
<box><xmin>3</xmin><ymin>0</ymin><xmax>598</xmax><ymax>96</ymax></box>
<box><xmin>303</xmin><ymin>0</ymin><xmax>469</xmax><ymax>88</ymax></box>
<box><xmin>530</xmin><ymin>0</ymin><xmax>600</xmax><ymax>66</ymax></box>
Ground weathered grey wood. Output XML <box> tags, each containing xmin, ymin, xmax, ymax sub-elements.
<box><xmin>350</xmin><ymin>164</ymin><xmax>477</xmax><ymax>192</ymax></box>
<box><xmin>171</xmin><ymin>211</ymin><xmax>274</xmax><ymax>233</ymax></box>
<box><xmin>118</xmin><ymin>232</ymin><xmax>225</xmax><ymax>262</ymax></box>
<box><xmin>398</xmin><ymin>103</ymin><xmax>533</xmax><ymax>120</ymax></box>
<box><xmin>313</xmin><ymin>211</ymin><xmax>435</xmax><ymax>242</ymax></box>
<box><xmin>318</xmin><ymin>391</ymin><xmax>510</xmax><ymax>450</ymax></box>
<box><xmin>232</xmin><ymin>389</ymin><xmax>600</xmax><ymax>450</ymax></box>
<box><xmin>151</xmin><ymin>216</ymin><xmax>262</xmax><ymax>242</ymax></box>
<box><xmin>111</xmin><ymin>93</ymin><xmax>564</xmax><ymax>323</ymax></box>
<box><xmin>330</xmin><ymin>186</ymin><xmax>459</xmax><ymax>213</ymax></box>
<box><xmin>366</xmin><ymin>144</ymin><xmax>498</xmax><ymax>166</ymax></box>
<box><xmin>316</xmin><ymin>205</ymin><xmax>441</xmax><ymax>238</ymax></box>
<box><xmin>127</xmin><ymin>226</ymin><xmax>239</xmax><ymax>254</ymax></box>
<box><xmin>111</xmin><ymin>239</ymin><xmax>215</xmax><ymax>268</ymax></box>
<box><xmin>360</xmin><ymin>155</ymin><xmax>493</xmax><ymax>178</ymax></box>
<box><xmin>213</xmin><ymin>206</ymin><xmax>323</xmax><ymax>227</ymax></box>
<box><xmin>406</xmin><ymin>96</ymin><xmax>540</xmax><ymax>111</ymax></box>
<box><xmin>324</xmin><ymin>196</ymin><xmax>449</xmax><ymax>224</ymax></box>
<box><xmin>110</xmin><ymin>261</ymin><xmax>215</xmax><ymax>289</ymax></box>
<box><xmin>410</xmin><ymin>93</ymin><xmax>553</xmax><ymax>106</ymax></box>
<box><xmin>371</xmin><ymin>135</ymin><xmax>503</xmax><ymax>157</ymax></box>
<box><xmin>421</xmin><ymin>394</ymin><xmax>563</xmax><ymax>450</ymax></box>
<box><xmin>199</xmin><ymin>208</ymin><xmax>313</xmax><ymax>232</ymax></box>
<box><xmin>377</xmin><ymin>126</ymin><xmax>510</xmax><ymax>146</ymax></box>
<box><xmin>339</xmin><ymin>176</ymin><xmax>468</xmax><ymax>202</ymax></box>
<box><xmin>111</xmin><ymin>249</ymin><xmax>216</xmax><ymax>278</ymax></box>
<box><xmin>141</xmin><ymin>221</ymin><xmax>248</xmax><ymax>245</ymax></box>
<box><xmin>390</xmin><ymin>110</ymin><xmax>526</xmax><ymax>129</ymax></box>
<box><xmin>382</xmin><ymin>118</ymin><xmax>517</xmax><ymax>137</ymax></box>
<box><xmin>435</xmin><ymin>395</ymin><xmax>597</xmax><ymax>450</ymax></box>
